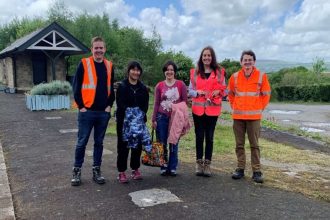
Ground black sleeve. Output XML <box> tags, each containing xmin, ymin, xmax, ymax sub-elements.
<box><xmin>107</xmin><ymin>65</ymin><xmax>115</xmax><ymax>108</ymax></box>
<box><xmin>141</xmin><ymin>85</ymin><xmax>149</xmax><ymax>122</ymax></box>
<box><xmin>72</xmin><ymin>62</ymin><xmax>84</xmax><ymax>109</ymax></box>
<box><xmin>115</xmin><ymin>81</ymin><xmax>126</xmax><ymax>121</ymax></box>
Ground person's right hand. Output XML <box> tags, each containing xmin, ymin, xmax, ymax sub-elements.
<box><xmin>152</xmin><ymin>121</ymin><xmax>157</xmax><ymax>129</ymax></box>
<box><xmin>79</xmin><ymin>107</ymin><xmax>87</xmax><ymax>112</ymax></box>
<box><xmin>197</xmin><ymin>90</ymin><xmax>206</xmax><ymax>96</ymax></box>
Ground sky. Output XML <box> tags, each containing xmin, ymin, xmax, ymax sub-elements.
<box><xmin>0</xmin><ymin>0</ymin><xmax>329</xmax><ymax>63</ymax></box>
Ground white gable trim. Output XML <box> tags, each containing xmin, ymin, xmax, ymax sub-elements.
<box><xmin>27</xmin><ymin>30</ymin><xmax>81</xmax><ymax>51</ymax></box>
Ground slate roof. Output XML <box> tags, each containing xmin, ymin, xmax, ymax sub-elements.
<box><xmin>0</xmin><ymin>22</ymin><xmax>89</xmax><ymax>58</ymax></box>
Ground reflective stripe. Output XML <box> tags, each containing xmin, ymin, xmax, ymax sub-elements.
<box><xmin>104</xmin><ymin>60</ymin><xmax>112</xmax><ymax>93</ymax></box>
<box><xmin>233</xmin><ymin>109</ymin><xmax>262</xmax><ymax>115</ymax></box>
<box><xmin>82</xmin><ymin>85</ymin><xmax>96</xmax><ymax>89</ymax></box>
<box><xmin>235</xmin><ymin>91</ymin><xmax>260</xmax><ymax>97</ymax></box>
<box><xmin>192</xmin><ymin>101</ymin><xmax>221</xmax><ymax>107</ymax></box>
<box><xmin>257</xmin><ymin>72</ymin><xmax>264</xmax><ymax>91</ymax></box>
<box><xmin>261</xmin><ymin>91</ymin><xmax>271</xmax><ymax>96</ymax></box>
<box><xmin>85</xmin><ymin>58</ymin><xmax>95</xmax><ymax>86</ymax></box>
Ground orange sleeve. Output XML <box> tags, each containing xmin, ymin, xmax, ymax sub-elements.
<box><xmin>261</xmin><ymin>73</ymin><xmax>271</xmax><ymax>109</ymax></box>
<box><xmin>227</xmin><ymin>75</ymin><xmax>235</xmax><ymax>108</ymax></box>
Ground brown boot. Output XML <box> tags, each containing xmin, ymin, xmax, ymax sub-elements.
<box><xmin>195</xmin><ymin>159</ymin><xmax>204</xmax><ymax>176</ymax></box>
<box><xmin>203</xmin><ymin>159</ymin><xmax>212</xmax><ymax>177</ymax></box>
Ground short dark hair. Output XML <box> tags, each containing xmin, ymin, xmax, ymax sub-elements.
<box><xmin>162</xmin><ymin>60</ymin><xmax>178</xmax><ymax>73</ymax></box>
<box><xmin>126</xmin><ymin>61</ymin><xmax>143</xmax><ymax>76</ymax></box>
<box><xmin>240</xmin><ymin>50</ymin><xmax>256</xmax><ymax>62</ymax></box>
<box><xmin>91</xmin><ymin>36</ymin><xmax>105</xmax><ymax>48</ymax></box>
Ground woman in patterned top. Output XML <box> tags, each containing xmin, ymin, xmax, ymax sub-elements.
<box><xmin>152</xmin><ymin>60</ymin><xmax>188</xmax><ymax>176</ymax></box>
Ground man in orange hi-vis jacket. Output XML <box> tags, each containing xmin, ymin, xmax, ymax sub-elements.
<box><xmin>228</xmin><ymin>50</ymin><xmax>271</xmax><ymax>183</ymax></box>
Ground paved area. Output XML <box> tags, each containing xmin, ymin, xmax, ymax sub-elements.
<box><xmin>0</xmin><ymin>142</ymin><xmax>15</xmax><ymax>220</ymax></box>
<box><xmin>224</xmin><ymin>102</ymin><xmax>330</xmax><ymax>137</ymax></box>
<box><xmin>0</xmin><ymin>93</ymin><xmax>330</xmax><ymax>220</ymax></box>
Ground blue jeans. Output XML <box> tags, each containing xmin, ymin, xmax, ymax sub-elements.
<box><xmin>156</xmin><ymin>113</ymin><xmax>178</xmax><ymax>172</ymax></box>
<box><xmin>74</xmin><ymin>110</ymin><xmax>110</xmax><ymax>168</ymax></box>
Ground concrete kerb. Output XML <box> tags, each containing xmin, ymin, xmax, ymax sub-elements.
<box><xmin>0</xmin><ymin>141</ymin><xmax>15</xmax><ymax>220</ymax></box>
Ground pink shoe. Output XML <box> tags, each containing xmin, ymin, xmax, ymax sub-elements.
<box><xmin>118</xmin><ymin>172</ymin><xmax>129</xmax><ymax>183</ymax></box>
<box><xmin>131</xmin><ymin>169</ymin><xmax>142</xmax><ymax>180</ymax></box>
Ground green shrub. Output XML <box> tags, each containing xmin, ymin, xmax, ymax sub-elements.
<box><xmin>30</xmin><ymin>80</ymin><xmax>72</xmax><ymax>95</ymax></box>
<box><xmin>274</xmin><ymin>84</ymin><xmax>330</xmax><ymax>102</ymax></box>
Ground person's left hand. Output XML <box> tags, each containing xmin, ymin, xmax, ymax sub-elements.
<box><xmin>212</xmin><ymin>90</ymin><xmax>220</xmax><ymax>97</ymax></box>
<box><xmin>105</xmin><ymin>106</ymin><xmax>111</xmax><ymax>112</ymax></box>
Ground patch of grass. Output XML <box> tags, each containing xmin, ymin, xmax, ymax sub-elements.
<box><xmin>106</xmin><ymin>118</ymin><xmax>117</xmax><ymax>135</ymax></box>
<box><xmin>262</xmin><ymin>118</ymin><xmax>330</xmax><ymax>145</ymax></box>
<box><xmin>261</xmin><ymin>139</ymin><xmax>330</xmax><ymax>167</ymax></box>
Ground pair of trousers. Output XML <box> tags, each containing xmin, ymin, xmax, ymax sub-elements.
<box><xmin>192</xmin><ymin>113</ymin><xmax>218</xmax><ymax>161</ymax></box>
<box><xmin>156</xmin><ymin>113</ymin><xmax>178</xmax><ymax>171</ymax></box>
<box><xmin>74</xmin><ymin>111</ymin><xmax>110</xmax><ymax>168</ymax></box>
<box><xmin>233</xmin><ymin>119</ymin><xmax>261</xmax><ymax>171</ymax></box>
<box><xmin>116</xmin><ymin>118</ymin><xmax>142</xmax><ymax>172</ymax></box>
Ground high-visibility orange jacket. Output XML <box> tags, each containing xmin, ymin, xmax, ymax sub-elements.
<box><xmin>190</xmin><ymin>68</ymin><xmax>226</xmax><ymax>116</ymax></box>
<box><xmin>228</xmin><ymin>67</ymin><xmax>271</xmax><ymax>120</ymax></box>
<box><xmin>80</xmin><ymin>56</ymin><xmax>112</xmax><ymax>108</ymax></box>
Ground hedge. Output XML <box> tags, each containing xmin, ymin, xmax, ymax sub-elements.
<box><xmin>273</xmin><ymin>84</ymin><xmax>330</xmax><ymax>102</ymax></box>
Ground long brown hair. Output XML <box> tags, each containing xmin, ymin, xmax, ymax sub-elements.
<box><xmin>197</xmin><ymin>46</ymin><xmax>221</xmax><ymax>78</ymax></box>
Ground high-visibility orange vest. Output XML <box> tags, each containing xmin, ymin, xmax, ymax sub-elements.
<box><xmin>228</xmin><ymin>67</ymin><xmax>271</xmax><ymax>120</ymax></box>
<box><xmin>190</xmin><ymin>68</ymin><xmax>226</xmax><ymax>116</ymax></box>
<box><xmin>80</xmin><ymin>56</ymin><xmax>112</xmax><ymax>108</ymax></box>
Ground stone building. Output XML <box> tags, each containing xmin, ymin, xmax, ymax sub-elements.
<box><xmin>0</xmin><ymin>22</ymin><xmax>89</xmax><ymax>92</ymax></box>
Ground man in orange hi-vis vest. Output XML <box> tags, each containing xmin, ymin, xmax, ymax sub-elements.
<box><xmin>71</xmin><ymin>36</ymin><xmax>115</xmax><ymax>186</ymax></box>
<box><xmin>228</xmin><ymin>50</ymin><xmax>271</xmax><ymax>183</ymax></box>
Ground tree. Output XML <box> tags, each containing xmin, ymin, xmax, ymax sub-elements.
<box><xmin>149</xmin><ymin>51</ymin><xmax>193</xmax><ymax>86</ymax></box>
<box><xmin>47</xmin><ymin>0</ymin><xmax>73</xmax><ymax>27</ymax></box>
<box><xmin>312</xmin><ymin>57</ymin><xmax>326</xmax><ymax>76</ymax></box>
<box><xmin>172</xmin><ymin>52</ymin><xmax>194</xmax><ymax>85</ymax></box>
<box><xmin>220</xmin><ymin>59</ymin><xmax>241</xmax><ymax>80</ymax></box>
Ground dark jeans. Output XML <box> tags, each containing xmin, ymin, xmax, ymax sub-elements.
<box><xmin>116</xmin><ymin>118</ymin><xmax>142</xmax><ymax>172</ymax></box>
<box><xmin>74</xmin><ymin>110</ymin><xmax>110</xmax><ymax>168</ymax></box>
<box><xmin>156</xmin><ymin>113</ymin><xmax>179</xmax><ymax>171</ymax></box>
<box><xmin>192</xmin><ymin>113</ymin><xmax>218</xmax><ymax>161</ymax></box>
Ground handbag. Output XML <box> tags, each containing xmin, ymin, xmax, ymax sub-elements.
<box><xmin>141</xmin><ymin>129</ymin><xmax>166</xmax><ymax>167</ymax></box>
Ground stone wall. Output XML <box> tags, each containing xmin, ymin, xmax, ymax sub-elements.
<box><xmin>0</xmin><ymin>54</ymin><xmax>67</xmax><ymax>91</ymax></box>
<box><xmin>0</xmin><ymin>57</ymin><xmax>14</xmax><ymax>88</ymax></box>
<box><xmin>16</xmin><ymin>54</ymin><xmax>33</xmax><ymax>90</ymax></box>
<box><xmin>46</xmin><ymin>58</ymin><xmax>66</xmax><ymax>81</ymax></box>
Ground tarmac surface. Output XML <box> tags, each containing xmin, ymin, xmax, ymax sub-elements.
<box><xmin>0</xmin><ymin>93</ymin><xmax>330</xmax><ymax>220</ymax></box>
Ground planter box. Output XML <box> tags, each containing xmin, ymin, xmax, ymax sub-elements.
<box><xmin>26</xmin><ymin>95</ymin><xmax>70</xmax><ymax>111</ymax></box>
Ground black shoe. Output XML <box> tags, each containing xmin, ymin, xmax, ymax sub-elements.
<box><xmin>93</xmin><ymin>166</ymin><xmax>105</xmax><ymax>184</ymax></box>
<box><xmin>252</xmin><ymin>171</ymin><xmax>264</xmax><ymax>183</ymax></box>
<box><xmin>71</xmin><ymin>167</ymin><xmax>81</xmax><ymax>186</ymax></box>
<box><xmin>160</xmin><ymin>170</ymin><xmax>168</xmax><ymax>176</ymax></box>
<box><xmin>232</xmin><ymin>168</ymin><xmax>245</xmax><ymax>180</ymax></box>
<box><xmin>169</xmin><ymin>170</ymin><xmax>177</xmax><ymax>177</ymax></box>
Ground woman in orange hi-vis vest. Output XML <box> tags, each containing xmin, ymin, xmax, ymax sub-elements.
<box><xmin>188</xmin><ymin>46</ymin><xmax>226</xmax><ymax>177</ymax></box>
<box><xmin>228</xmin><ymin>50</ymin><xmax>271</xmax><ymax>183</ymax></box>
